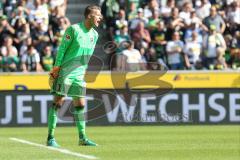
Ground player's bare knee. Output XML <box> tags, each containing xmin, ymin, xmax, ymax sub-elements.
<box><xmin>73</xmin><ymin>97</ymin><xmax>85</xmax><ymax>107</ymax></box>
<box><xmin>54</xmin><ymin>95</ymin><xmax>64</xmax><ymax>107</ymax></box>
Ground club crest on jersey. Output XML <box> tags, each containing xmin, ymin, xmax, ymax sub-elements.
<box><xmin>66</xmin><ymin>34</ymin><xmax>71</xmax><ymax>41</ymax></box>
<box><xmin>90</xmin><ymin>36</ymin><xmax>94</xmax><ymax>43</ymax></box>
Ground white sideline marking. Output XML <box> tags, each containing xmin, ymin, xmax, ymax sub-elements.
<box><xmin>9</xmin><ymin>137</ymin><xmax>98</xmax><ymax>160</ymax></box>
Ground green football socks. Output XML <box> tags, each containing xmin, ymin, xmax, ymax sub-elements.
<box><xmin>74</xmin><ymin>106</ymin><xmax>86</xmax><ymax>140</ymax></box>
<box><xmin>47</xmin><ymin>104</ymin><xmax>59</xmax><ymax>140</ymax></box>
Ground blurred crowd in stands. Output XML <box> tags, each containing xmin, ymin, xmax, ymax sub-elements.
<box><xmin>0</xmin><ymin>0</ymin><xmax>239</xmax><ymax>72</ymax></box>
<box><xmin>0</xmin><ymin>0</ymin><xmax>69</xmax><ymax>72</ymax></box>
<box><xmin>101</xmin><ymin>0</ymin><xmax>240</xmax><ymax>71</ymax></box>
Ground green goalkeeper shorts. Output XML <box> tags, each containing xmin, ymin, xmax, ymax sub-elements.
<box><xmin>50</xmin><ymin>74</ymin><xmax>86</xmax><ymax>98</ymax></box>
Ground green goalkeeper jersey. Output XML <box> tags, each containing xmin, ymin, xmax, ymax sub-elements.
<box><xmin>55</xmin><ymin>22</ymin><xmax>98</xmax><ymax>76</ymax></box>
<box><xmin>51</xmin><ymin>22</ymin><xmax>98</xmax><ymax>97</ymax></box>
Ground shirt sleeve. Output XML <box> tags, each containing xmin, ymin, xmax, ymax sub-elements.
<box><xmin>54</xmin><ymin>26</ymin><xmax>74</xmax><ymax>67</ymax></box>
<box><xmin>166</xmin><ymin>42</ymin><xmax>172</xmax><ymax>52</ymax></box>
<box><xmin>0</xmin><ymin>47</ymin><xmax>7</xmax><ymax>56</ymax></box>
<box><xmin>35</xmin><ymin>52</ymin><xmax>40</xmax><ymax>63</ymax></box>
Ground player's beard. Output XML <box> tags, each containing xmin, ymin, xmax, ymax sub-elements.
<box><xmin>89</xmin><ymin>17</ymin><xmax>97</xmax><ymax>28</ymax></box>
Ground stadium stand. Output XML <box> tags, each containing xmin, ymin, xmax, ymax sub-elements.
<box><xmin>102</xmin><ymin>0</ymin><xmax>240</xmax><ymax>71</ymax></box>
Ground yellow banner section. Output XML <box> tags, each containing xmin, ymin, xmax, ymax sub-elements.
<box><xmin>0</xmin><ymin>71</ymin><xmax>239</xmax><ymax>90</ymax></box>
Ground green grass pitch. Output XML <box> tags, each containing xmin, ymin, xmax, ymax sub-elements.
<box><xmin>0</xmin><ymin>126</ymin><xmax>239</xmax><ymax>160</ymax></box>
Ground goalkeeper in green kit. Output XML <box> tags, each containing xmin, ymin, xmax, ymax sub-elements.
<box><xmin>47</xmin><ymin>5</ymin><xmax>103</xmax><ymax>147</ymax></box>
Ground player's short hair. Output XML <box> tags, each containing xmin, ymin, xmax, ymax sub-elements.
<box><xmin>84</xmin><ymin>5</ymin><xmax>101</xmax><ymax>18</ymax></box>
